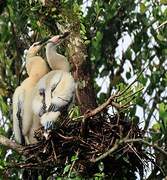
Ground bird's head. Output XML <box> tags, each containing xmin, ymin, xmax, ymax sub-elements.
<box><xmin>48</xmin><ymin>35</ymin><xmax>61</xmax><ymax>45</ymax></box>
<box><xmin>27</xmin><ymin>42</ymin><xmax>44</xmax><ymax>57</ymax></box>
<box><xmin>47</xmin><ymin>32</ymin><xmax>70</xmax><ymax>46</ymax></box>
<box><xmin>32</xmin><ymin>32</ymin><xmax>70</xmax><ymax>49</ymax></box>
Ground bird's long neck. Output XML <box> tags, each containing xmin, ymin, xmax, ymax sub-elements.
<box><xmin>26</xmin><ymin>54</ymin><xmax>49</xmax><ymax>78</ymax></box>
<box><xmin>26</xmin><ymin>47</ymin><xmax>39</xmax><ymax>75</ymax></box>
<box><xmin>46</xmin><ymin>43</ymin><xmax>70</xmax><ymax>72</ymax></box>
<box><xmin>26</xmin><ymin>49</ymin><xmax>38</xmax><ymax>58</ymax></box>
<box><xmin>29</xmin><ymin>61</ymin><xmax>49</xmax><ymax>80</ymax></box>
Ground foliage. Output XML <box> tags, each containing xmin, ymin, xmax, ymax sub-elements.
<box><xmin>0</xmin><ymin>0</ymin><xmax>166</xmax><ymax>179</ymax></box>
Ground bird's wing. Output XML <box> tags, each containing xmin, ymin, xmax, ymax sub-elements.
<box><xmin>35</xmin><ymin>71</ymin><xmax>75</xmax><ymax>130</ymax></box>
<box><xmin>32</xmin><ymin>72</ymin><xmax>54</xmax><ymax>117</ymax></box>
<box><xmin>13</xmin><ymin>77</ymin><xmax>37</xmax><ymax>145</ymax></box>
<box><xmin>47</xmin><ymin>71</ymin><xmax>75</xmax><ymax>112</ymax></box>
<box><xmin>32</xmin><ymin>81</ymin><xmax>46</xmax><ymax>117</ymax></box>
<box><xmin>12</xmin><ymin>86</ymin><xmax>25</xmax><ymax>145</ymax></box>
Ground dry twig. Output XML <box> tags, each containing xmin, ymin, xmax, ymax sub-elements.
<box><xmin>92</xmin><ymin>138</ymin><xmax>167</xmax><ymax>163</ymax></box>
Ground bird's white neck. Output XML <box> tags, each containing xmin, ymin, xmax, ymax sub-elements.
<box><xmin>46</xmin><ymin>43</ymin><xmax>70</xmax><ymax>72</ymax></box>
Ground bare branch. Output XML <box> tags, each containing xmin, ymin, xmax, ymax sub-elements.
<box><xmin>156</xmin><ymin>20</ymin><xmax>167</xmax><ymax>30</ymax></box>
<box><xmin>92</xmin><ymin>138</ymin><xmax>167</xmax><ymax>163</ymax></box>
<box><xmin>84</xmin><ymin>94</ymin><xmax>121</xmax><ymax>119</ymax></box>
<box><xmin>144</xmin><ymin>97</ymin><xmax>157</xmax><ymax>131</ymax></box>
<box><xmin>0</xmin><ymin>135</ymin><xmax>23</xmax><ymax>154</ymax></box>
<box><xmin>84</xmin><ymin>90</ymin><xmax>136</xmax><ymax>119</ymax></box>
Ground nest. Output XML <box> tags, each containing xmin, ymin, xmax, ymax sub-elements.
<box><xmin>17</xmin><ymin>111</ymin><xmax>145</xmax><ymax>179</ymax></box>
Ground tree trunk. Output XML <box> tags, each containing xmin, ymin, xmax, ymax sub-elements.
<box><xmin>67</xmin><ymin>31</ymin><xmax>97</xmax><ymax>113</ymax></box>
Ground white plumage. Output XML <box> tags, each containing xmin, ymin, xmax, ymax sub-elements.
<box><xmin>32</xmin><ymin>35</ymin><xmax>75</xmax><ymax>130</ymax></box>
<box><xmin>13</xmin><ymin>42</ymin><xmax>49</xmax><ymax>144</ymax></box>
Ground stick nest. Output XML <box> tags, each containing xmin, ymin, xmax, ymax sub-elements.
<box><xmin>18</xmin><ymin>111</ymin><xmax>145</xmax><ymax>178</ymax></box>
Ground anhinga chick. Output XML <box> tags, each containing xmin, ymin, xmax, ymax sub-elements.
<box><xmin>13</xmin><ymin>42</ymin><xmax>49</xmax><ymax>144</ymax></box>
<box><xmin>32</xmin><ymin>33</ymin><xmax>75</xmax><ymax>133</ymax></box>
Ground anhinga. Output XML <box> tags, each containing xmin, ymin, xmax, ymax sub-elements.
<box><xmin>13</xmin><ymin>42</ymin><xmax>49</xmax><ymax>144</ymax></box>
<box><xmin>32</xmin><ymin>33</ymin><xmax>75</xmax><ymax>131</ymax></box>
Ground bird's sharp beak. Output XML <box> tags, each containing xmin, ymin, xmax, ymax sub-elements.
<box><xmin>48</xmin><ymin>31</ymin><xmax>70</xmax><ymax>45</ymax></box>
<box><xmin>33</xmin><ymin>37</ymin><xmax>51</xmax><ymax>47</ymax></box>
<box><xmin>34</xmin><ymin>32</ymin><xmax>70</xmax><ymax>47</ymax></box>
<box><xmin>49</xmin><ymin>36</ymin><xmax>61</xmax><ymax>45</ymax></box>
<box><xmin>59</xmin><ymin>31</ymin><xmax>70</xmax><ymax>39</ymax></box>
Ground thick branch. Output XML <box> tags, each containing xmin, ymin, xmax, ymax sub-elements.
<box><xmin>92</xmin><ymin>138</ymin><xmax>167</xmax><ymax>163</ymax></box>
<box><xmin>0</xmin><ymin>135</ymin><xmax>23</xmax><ymax>154</ymax></box>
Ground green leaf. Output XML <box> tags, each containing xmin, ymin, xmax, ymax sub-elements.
<box><xmin>94</xmin><ymin>172</ymin><xmax>105</xmax><ymax>177</ymax></box>
<box><xmin>140</xmin><ymin>3</ymin><xmax>147</xmax><ymax>14</ymax></box>
<box><xmin>159</xmin><ymin>103</ymin><xmax>167</xmax><ymax>129</ymax></box>
<box><xmin>139</xmin><ymin>74</ymin><xmax>147</xmax><ymax>86</ymax></box>
<box><xmin>80</xmin><ymin>23</ymin><xmax>86</xmax><ymax>35</ymax></box>
<box><xmin>63</xmin><ymin>164</ymin><xmax>71</xmax><ymax>174</ymax></box>
<box><xmin>0</xmin><ymin>165</ymin><xmax>4</xmax><ymax>170</ymax></box>
<box><xmin>71</xmin><ymin>154</ymin><xmax>78</xmax><ymax>162</ymax></box>
<box><xmin>69</xmin><ymin>106</ymin><xmax>81</xmax><ymax>119</ymax></box>
<box><xmin>160</xmin><ymin>0</ymin><xmax>167</xmax><ymax>4</ymax></box>
<box><xmin>125</xmin><ymin>49</ymin><xmax>132</xmax><ymax>60</ymax></box>
<box><xmin>159</xmin><ymin>103</ymin><xmax>167</xmax><ymax>120</ymax></box>
<box><xmin>96</xmin><ymin>31</ymin><xmax>103</xmax><ymax>42</ymax></box>
<box><xmin>157</xmin><ymin>34</ymin><xmax>165</xmax><ymax>41</ymax></box>
<box><xmin>123</xmin><ymin>157</ymin><xmax>130</xmax><ymax>164</ymax></box>
<box><xmin>152</xmin><ymin>123</ymin><xmax>160</xmax><ymax>132</ymax></box>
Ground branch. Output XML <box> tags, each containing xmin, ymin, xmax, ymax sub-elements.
<box><xmin>84</xmin><ymin>65</ymin><xmax>148</xmax><ymax>119</ymax></box>
<box><xmin>84</xmin><ymin>94</ymin><xmax>121</xmax><ymax>119</ymax></box>
<box><xmin>107</xmin><ymin>53</ymin><xmax>126</xmax><ymax>98</ymax></box>
<box><xmin>84</xmin><ymin>90</ymin><xmax>136</xmax><ymax>119</ymax></box>
<box><xmin>144</xmin><ymin>99</ymin><xmax>157</xmax><ymax>131</ymax></box>
<box><xmin>156</xmin><ymin>20</ymin><xmax>167</xmax><ymax>31</ymax></box>
<box><xmin>91</xmin><ymin>138</ymin><xmax>167</xmax><ymax>163</ymax></box>
<box><xmin>116</xmin><ymin>65</ymin><xmax>148</xmax><ymax>98</ymax></box>
<box><xmin>0</xmin><ymin>135</ymin><xmax>23</xmax><ymax>154</ymax></box>
<box><xmin>125</xmin><ymin>139</ymin><xmax>167</xmax><ymax>157</ymax></box>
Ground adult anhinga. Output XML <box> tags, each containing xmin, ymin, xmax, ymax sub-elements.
<box><xmin>13</xmin><ymin>42</ymin><xmax>49</xmax><ymax>144</ymax></box>
<box><xmin>32</xmin><ymin>33</ymin><xmax>75</xmax><ymax>131</ymax></box>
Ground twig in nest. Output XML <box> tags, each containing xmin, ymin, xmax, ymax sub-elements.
<box><xmin>16</xmin><ymin>158</ymin><xmax>54</xmax><ymax>169</ymax></box>
<box><xmin>91</xmin><ymin>138</ymin><xmax>167</xmax><ymax>163</ymax></box>
<box><xmin>43</xmin><ymin>142</ymin><xmax>50</xmax><ymax>154</ymax></box>
<box><xmin>57</xmin><ymin>133</ymin><xmax>75</xmax><ymax>140</ymax></box>
<box><xmin>51</xmin><ymin>140</ymin><xmax>57</xmax><ymax>161</ymax></box>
